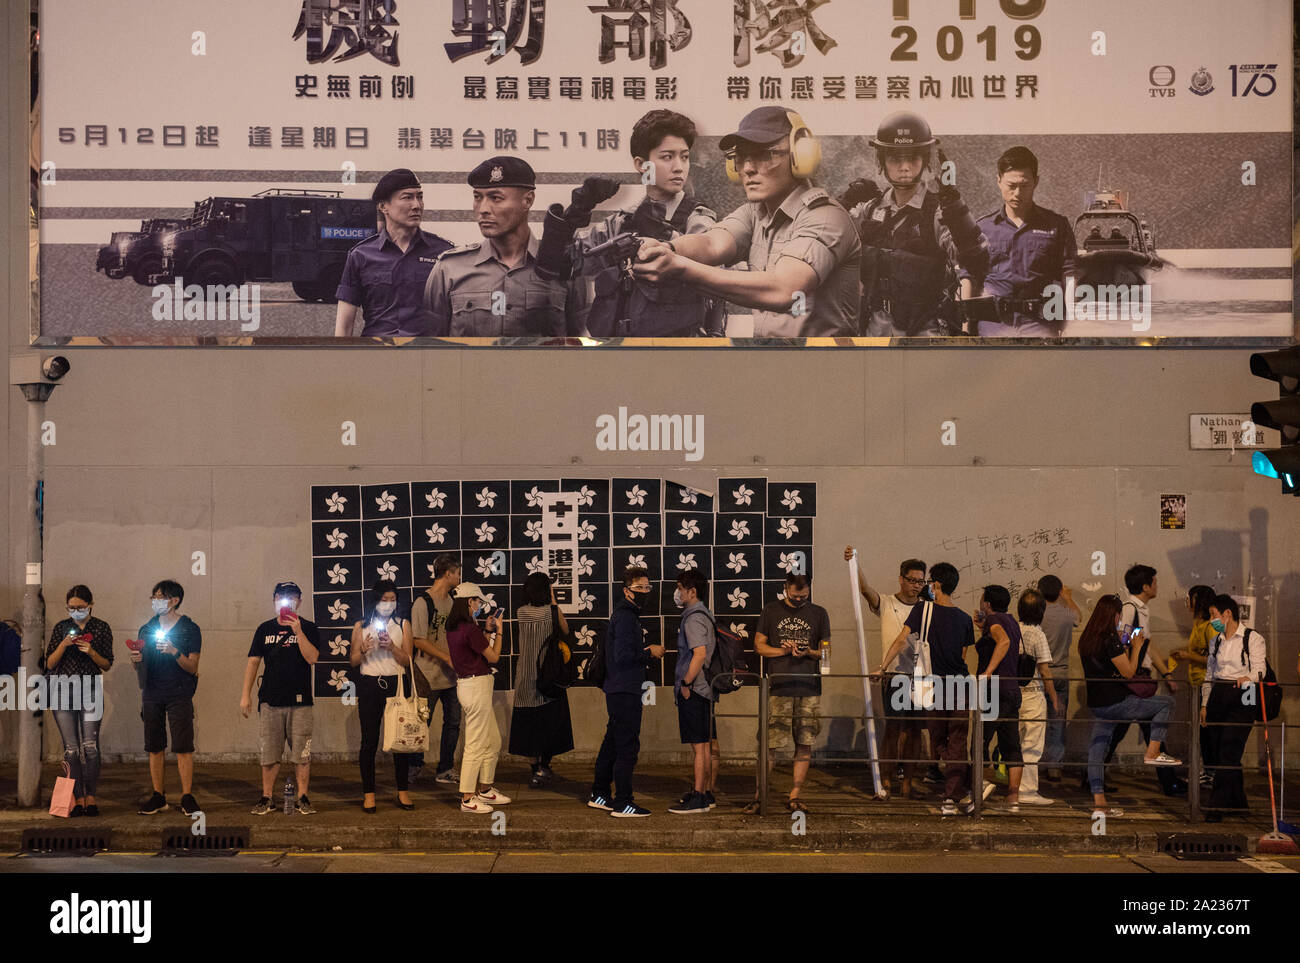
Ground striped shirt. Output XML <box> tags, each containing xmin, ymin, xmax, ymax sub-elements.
<box><xmin>512</xmin><ymin>604</ymin><xmax>554</xmax><ymax>709</ymax></box>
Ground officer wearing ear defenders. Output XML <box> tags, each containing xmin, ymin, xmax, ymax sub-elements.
<box><xmin>633</xmin><ymin>106</ymin><xmax>860</xmax><ymax>338</ymax></box>
<box><xmin>852</xmin><ymin>111</ymin><xmax>987</xmax><ymax>338</ymax></box>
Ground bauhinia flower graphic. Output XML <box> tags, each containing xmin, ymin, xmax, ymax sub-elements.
<box><xmin>626</xmin><ymin>516</ymin><xmax>648</xmax><ymax>539</ymax></box>
<box><xmin>325</xmin><ymin>491</ymin><xmax>348</xmax><ymax>513</ymax></box>
<box><xmin>526</xmin><ymin>556</ymin><xmax>547</xmax><ymax>575</ymax></box>
<box><xmin>728</xmin><ymin>518</ymin><xmax>750</xmax><ymax>541</ymax></box>
<box><xmin>327</xmin><ymin>668</ymin><xmax>350</xmax><ymax>690</ymax></box>
<box><xmin>576</xmin><ymin>554</ymin><xmax>596</xmax><ymax>577</ymax></box>
<box><xmin>576</xmin><ymin>484</ymin><xmax>595</xmax><ymax>507</ymax></box>
<box><xmin>376</xmin><ymin>561</ymin><xmax>399</xmax><ymax>581</ymax></box>
<box><xmin>475</xmin><ymin>486</ymin><xmax>497</xmax><ymax>508</ymax></box>
<box><xmin>524</xmin><ymin>519</ymin><xmax>543</xmax><ymax>541</ymax></box>
<box><xmin>327</xmin><ymin>599</ymin><xmax>350</xmax><ymax>621</ymax></box>
<box><xmin>677</xmin><ymin>552</ymin><xmax>698</xmax><ymax>570</ymax></box>
<box><xmin>474</xmin><ymin>521</ymin><xmax>497</xmax><ymax>543</ymax></box>
<box><xmin>424</xmin><ymin>487</ymin><xmax>447</xmax><ymax>510</ymax></box>
<box><xmin>733</xmin><ymin>484</ymin><xmax>754</xmax><ymax>506</ymax></box>
<box><xmin>781</xmin><ymin>488</ymin><xmax>802</xmax><ymax>511</ymax></box>
<box><xmin>626</xmin><ymin>554</ymin><xmax>647</xmax><ymax>568</ymax></box>
<box><xmin>680</xmin><ymin>488</ymin><xmax>699</xmax><ymax>505</ymax></box>
<box><xmin>480</xmin><ymin>592</ymin><xmax>497</xmax><ymax>610</ymax></box>
<box><xmin>425</xmin><ymin>523</ymin><xmax>447</xmax><ymax>544</ymax></box>
<box><xmin>376</xmin><ymin>525</ymin><xmax>398</xmax><ymax>548</ymax></box>
<box><xmin>325</xmin><ymin>527</ymin><xmax>348</xmax><ymax>550</ymax></box>
<box><xmin>777</xmin><ymin>517</ymin><xmax>799</xmax><ymax>540</ymax></box>
<box><xmin>778</xmin><ymin>552</ymin><xmax>804</xmax><ymax>574</ymax></box>
<box><xmin>328</xmin><ymin>635</ymin><xmax>349</xmax><ymax>656</ymax></box>
<box><xmin>729</xmin><ymin>622</ymin><xmax>749</xmax><ymax>639</ymax></box>
<box><xmin>625</xmin><ymin>484</ymin><xmax>647</xmax><ymax>507</ymax></box>
<box><xmin>678</xmin><ymin>518</ymin><xmax>701</xmax><ymax>540</ymax></box>
<box><xmin>524</xmin><ymin>485</ymin><xmax>545</xmax><ymax>508</ymax></box>
<box><xmin>375</xmin><ymin>489</ymin><xmax>397</xmax><ymax>512</ymax></box>
<box><xmin>577</xmin><ymin>520</ymin><xmax>596</xmax><ymax>542</ymax></box>
<box><xmin>326</xmin><ymin>563</ymin><xmax>349</xmax><ymax>585</ymax></box>
<box><xmin>727</xmin><ymin>587</ymin><xmax>749</xmax><ymax>608</ymax></box>
<box><xmin>575</xmin><ymin>625</ymin><xmax>596</xmax><ymax>647</ymax></box>
<box><xmin>577</xmin><ymin>589</ymin><xmax>595</xmax><ymax>612</ymax></box>
<box><xmin>475</xmin><ymin>557</ymin><xmax>496</xmax><ymax>579</ymax></box>
<box><xmin>727</xmin><ymin>552</ymin><xmax>748</xmax><ymax>574</ymax></box>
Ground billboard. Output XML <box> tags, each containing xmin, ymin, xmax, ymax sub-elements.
<box><xmin>35</xmin><ymin>0</ymin><xmax>1295</xmax><ymax>345</ymax></box>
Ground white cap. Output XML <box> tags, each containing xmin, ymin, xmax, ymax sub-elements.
<box><xmin>452</xmin><ymin>582</ymin><xmax>485</xmax><ymax>600</ymax></box>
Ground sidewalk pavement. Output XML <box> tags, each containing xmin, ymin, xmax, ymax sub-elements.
<box><xmin>1</xmin><ymin>760</ymin><xmax>1293</xmax><ymax>855</ymax></box>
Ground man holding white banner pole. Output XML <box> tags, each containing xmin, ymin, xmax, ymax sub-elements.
<box><xmin>847</xmin><ymin>550</ymin><xmax>887</xmax><ymax>800</ymax></box>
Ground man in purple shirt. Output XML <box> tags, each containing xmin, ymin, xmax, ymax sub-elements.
<box><xmin>333</xmin><ymin>168</ymin><xmax>452</xmax><ymax>337</ymax></box>
<box><xmin>975</xmin><ymin>584</ymin><xmax>1024</xmax><ymax>810</ymax></box>
<box><xmin>965</xmin><ymin>146</ymin><xmax>1076</xmax><ymax>338</ymax></box>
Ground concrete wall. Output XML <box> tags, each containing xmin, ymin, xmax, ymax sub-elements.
<box><xmin>3</xmin><ymin>4</ymin><xmax>1297</xmax><ymax>772</ymax></box>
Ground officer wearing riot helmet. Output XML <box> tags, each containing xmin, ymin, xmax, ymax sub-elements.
<box><xmin>422</xmin><ymin>156</ymin><xmax>567</xmax><ymax>338</ymax></box>
<box><xmin>852</xmin><ymin>111</ymin><xmax>987</xmax><ymax>338</ymax></box>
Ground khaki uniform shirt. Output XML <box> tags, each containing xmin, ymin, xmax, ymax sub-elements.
<box><xmin>715</xmin><ymin>180</ymin><xmax>861</xmax><ymax>337</ymax></box>
<box><xmin>423</xmin><ymin>233</ymin><xmax>567</xmax><ymax>337</ymax></box>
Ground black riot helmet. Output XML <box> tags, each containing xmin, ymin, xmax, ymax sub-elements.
<box><xmin>869</xmin><ymin>111</ymin><xmax>939</xmax><ymax>187</ymax></box>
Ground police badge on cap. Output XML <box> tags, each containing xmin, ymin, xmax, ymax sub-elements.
<box><xmin>468</xmin><ymin>156</ymin><xmax>536</xmax><ymax>190</ymax></box>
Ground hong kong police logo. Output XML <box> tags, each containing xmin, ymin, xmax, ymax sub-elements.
<box><xmin>490</xmin><ymin>166</ymin><xmax>504</xmax><ymax>183</ymax></box>
<box><xmin>1189</xmin><ymin>66</ymin><xmax>1214</xmax><ymax>96</ymax></box>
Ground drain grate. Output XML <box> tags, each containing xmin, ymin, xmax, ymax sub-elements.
<box><xmin>160</xmin><ymin>827</ymin><xmax>248</xmax><ymax>855</ymax></box>
<box><xmin>21</xmin><ymin>828</ymin><xmax>111</xmax><ymax>855</ymax></box>
<box><xmin>1159</xmin><ymin>832</ymin><xmax>1248</xmax><ymax>860</ymax></box>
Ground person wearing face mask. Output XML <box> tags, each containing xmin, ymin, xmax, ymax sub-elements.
<box><xmin>132</xmin><ymin>579</ymin><xmax>202</xmax><ymax>816</ymax></box>
<box><xmin>45</xmin><ymin>584</ymin><xmax>113</xmax><ymax>818</ymax></box>
<box><xmin>746</xmin><ymin>573</ymin><xmax>831</xmax><ymax>815</ymax></box>
<box><xmin>1200</xmin><ymin>595</ymin><xmax>1267</xmax><ymax>822</ymax></box>
<box><xmin>349</xmin><ymin>579</ymin><xmax>415</xmax><ymax>813</ymax></box>
<box><xmin>241</xmin><ymin>581</ymin><xmax>320</xmax><ymax>815</ymax></box>
<box><xmin>667</xmin><ymin>570</ymin><xmax>717</xmax><ymax>815</ymax></box>
<box><xmin>445</xmin><ymin>582</ymin><xmax>509</xmax><ymax>814</ymax></box>
<box><xmin>1169</xmin><ymin>584</ymin><xmax>1216</xmax><ymax>790</ymax></box>
<box><xmin>588</xmin><ymin>566</ymin><xmax>665</xmax><ymax>817</ymax></box>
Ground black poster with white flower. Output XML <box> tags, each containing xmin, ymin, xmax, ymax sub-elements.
<box><xmin>310</xmin><ymin>479</ymin><xmax>816</xmax><ymax>696</ymax></box>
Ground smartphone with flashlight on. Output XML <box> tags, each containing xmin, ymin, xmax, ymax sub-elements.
<box><xmin>277</xmin><ymin>597</ymin><xmax>296</xmax><ymax>622</ymax></box>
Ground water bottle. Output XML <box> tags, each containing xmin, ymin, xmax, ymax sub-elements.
<box><xmin>283</xmin><ymin>775</ymin><xmax>294</xmax><ymax>815</ymax></box>
<box><xmin>819</xmin><ymin>639</ymin><xmax>831</xmax><ymax>675</ymax></box>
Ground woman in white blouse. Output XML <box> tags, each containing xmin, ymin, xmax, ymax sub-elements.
<box><xmin>349</xmin><ymin>579</ymin><xmax>415</xmax><ymax>814</ymax></box>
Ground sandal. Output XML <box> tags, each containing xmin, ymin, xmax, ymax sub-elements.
<box><xmin>742</xmin><ymin>799</ymin><xmax>761</xmax><ymax>815</ymax></box>
<box><xmin>1091</xmin><ymin>807</ymin><xmax>1123</xmax><ymax>818</ymax></box>
<box><xmin>787</xmin><ymin>797</ymin><xmax>808</xmax><ymax>813</ymax></box>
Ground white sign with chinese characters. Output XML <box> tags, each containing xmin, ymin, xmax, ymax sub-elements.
<box><xmin>1189</xmin><ymin>414</ymin><xmax>1265</xmax><ymax>450</ymax></box>
<box><xmin>539</xmin><ymin>491</ymin><xmax>582</xmax><ymax>615</ymax></box>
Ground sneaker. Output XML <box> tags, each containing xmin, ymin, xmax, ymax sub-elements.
<box><xmin>1145</xmin><ymin>753</ymin><xmax>1182</xmax><ymax>767</ymax></box>
<box><xmin>1017</xmin><ymin>791</ymin><xmax>1057</xmax><ymax>806</ymax></box>
<box><xmin>704</xmin><ymin>791</ymin><xmax>716</xmax><ymax>811</ymax></box>
<box><xmin>250</xmin><ymin>796</ymin><xmax>274</xmax><ymax>815</ymax></box>
<box><xmin>610</xmin><ymin>802</ymin><xmax>651</xmax><ymax>818</ymax></box>
<box><xmin>83</xmin><ymin>805</ymin><xmax>99</xmax><ymax>818</ymax></box>
<box><xmin>959</xmin><ymin>798</ymin><xmax>977</xmax><ymax>815</ymax></box>
<box><xmin>474</xmin><ymin>788</ymin><xmax>511</xmax><ymax>806</ymax></box>
<box><xmin>923</xmin><ymin>766</ymin><xmax>944</xmax><ymax>784</ymax></box>
<box><xmin>68</xmin><ymin>804</ymin><xmax>85</xmax><ymax>818</ymax></box>
<box><xmin>668</xmin><ymin>792</ymin><xmax>710</xmax><ymax>815</ymax></box>
<box><xmin>960</xmin><ymin>783</ymin><xmax>997</xmax><ymax>806</ymax></box>
<box><xmin>530</xmin><ymin>771</ymin><xmax>546</xmax><ymax>789</ymax></box>
<box><xmin>587</xmin><ymin>794</ymin><xmax>615</xmax><ymax>812</ymax></box>
<box><xmin>461</xmin><ymin>797</ymin><xmax>494</xmax><ymax>814</ymax></box>
<box><xmin>296</xmin><ymin>795</ymin><xmax>317</xmax><ymax>815</ymax></box>
<box><xmin>137</xmin><ymin>791</ymin><xmax>168</xmax><ymax>815</ymax></box>
<box><xmin>1005</xmin><ymin>802</ymin><xmax>1021</xmax><ymax>814</ymax></box>
<box><xmin>895</xmin><ymin>765</ymin><xmax>906</xmax><ymax>782</ymax></box>
<box><xmin>940</xmin><ymin>799</ymin><xmax>959</xmax><ymax>816</ymax></box>
<box><xmin>180</xmin><ymin>794</ymin><xmax>200</xmax><ymax>816</ymax></box>
<box><xmin>434</xmin><ymin>769</ymin><xmax>459</xmax><ymax>785</ymax></box>
<box><xmin>1198</xmin><ymin>772</ymin><xmax>1214</xmax><ymax>786</ymax></box>
<box><xmin>407</xmin><ymin>763</ymin><xmax>424</xmax><ymax>786</ymax></box>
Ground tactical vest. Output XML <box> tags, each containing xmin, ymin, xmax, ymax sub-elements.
<box><xmin>856</xmin><ymin>191</ymin><xmax>953</xmax><ymax>334</ymax></box>
<box><xmin>584</xmin><ymin>197</ymin><xmax>721</xmax><ymax>338</ymax></box>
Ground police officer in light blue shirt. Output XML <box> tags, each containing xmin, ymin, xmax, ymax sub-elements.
<box><xmin>333</xmin><ymin>168</ymin><xmax>452</xmax><ymax>337</ymax></box>
<box><xmin>965</xmin><ymin>146</ymin><xmax>1077</xmax><ymax>338</ymax></box>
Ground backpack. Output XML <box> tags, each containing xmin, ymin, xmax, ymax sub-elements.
<box><xmin>0</xmin><ymin>622</ymin><xmax>20</xmax><ymax>675</ymax></box>
<box><xmin>691</xmin><ymin>610</ymin><xmax>750</xmax><ymax>697</ymax></box>
<box><xmin>1241</xmin><ymin>628</ymin><xmax>1282</xmax><ymax>721</ymax></box>
<box><xmin>536</xmin><ymin>608</ymin><xmax>579</xmax><ymax>699</ymax></box>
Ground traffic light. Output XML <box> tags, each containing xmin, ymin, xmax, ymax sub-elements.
<box><xmin>1249</xmin><ymin>347</ymin><xmax>1300</xmax><ymax>495</ymax></box>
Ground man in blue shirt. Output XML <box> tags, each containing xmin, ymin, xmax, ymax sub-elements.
<box><xmin>965</xmin><ymin>146</ymin><xmax>1077</xmax><ymax>337</ymax></box>
<box><xmin>333</xmin><ymin>168</ymin><xmax>452</xmax><ymax>337</ymax></box>
<box><xmin>588</xmin><ymin>566</ymin><xmax>664</xmax><ymax>817</ymax></box>
<box><xmin>668</xmin><ymin>570</ymin><xmax>716</xmax><ymax>815</ymax></box>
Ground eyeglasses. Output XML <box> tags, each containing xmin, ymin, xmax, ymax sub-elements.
<box><xmin>729</xmin><ymin>146</ymin><xmax>790</xmax><ymax>169</ymax></box>
<box><xmin>68</xmin><ymin>605</ymin><xmax>89</xmax><ymax>612</ymax></box>
<box><xmin>901</xmin><ymin>576</ymin><xmax>927</xmax><ymax>586</ymax></box>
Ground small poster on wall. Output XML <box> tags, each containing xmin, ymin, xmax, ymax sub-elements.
<box><xmin>1160</xmin><ymin>493</ymin><xmax>1187</xmax><ymax>530</ymax></box>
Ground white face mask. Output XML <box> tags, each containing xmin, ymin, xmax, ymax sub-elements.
<box><xmin>672</xmin><ymin>588</ymin><xmax>685</xmax><ymax>609</ymax></box>
<box><xmin>150</xmin><ymin>598</ymin><xmax>170</xmax><ymax>616</ymax></box>
<box><xmin>69</xmin><ymin>608</ymin><xmax>90</xmax><ymax>622</ymax></box>
<box><xmin>375</xmin><ymin>601</ymin><xmax>397</xmax><ymax>618</ymax></box>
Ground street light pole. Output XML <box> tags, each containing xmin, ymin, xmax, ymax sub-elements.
<box><xmin>16</xmin><ymin>381</ymin><xmax>52</xmax><ymax>807</ymax></box>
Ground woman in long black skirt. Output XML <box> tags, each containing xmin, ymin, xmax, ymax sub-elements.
<box><xmin>509</xmin><ymin>573</ymin><xmax>575</xmax><ymax>787</ymax></box>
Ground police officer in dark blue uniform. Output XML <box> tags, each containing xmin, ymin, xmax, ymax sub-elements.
<box><xmin>333</xmin><ymin>168</ymin><xmax>452</xmax><ymax>337</ymax></box>
<box><xmin>963</xmin><ymin>146</ymin><xmax>1077</xmax><ymax>337</ymax></box>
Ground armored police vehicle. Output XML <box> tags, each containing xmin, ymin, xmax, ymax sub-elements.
<box><xmin>96</xmin><ymin>217</ymin><xmax>189</xmax><ymax>285</ymax></box>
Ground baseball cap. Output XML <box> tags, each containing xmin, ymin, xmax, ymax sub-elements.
<box><xmin>718</xmin><ymin>106</ymin><xmax>795</xmax><ymax>151</ymax></box>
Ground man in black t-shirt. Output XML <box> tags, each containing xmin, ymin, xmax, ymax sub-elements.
<box><xmin>240</xmin><ymin>581</ymin><xmax>320</xmax><ymax>815</ymax></box>
<box><xmin>750</xmin><ymin>573</ymin><xmax>831</xmax><ymax>813</ymax></box>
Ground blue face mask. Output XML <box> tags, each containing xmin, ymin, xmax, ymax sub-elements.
<box><xmin>68</xmin><ymin>608</ymin><xmax>89</xmax><ymax>622</ymax></box>
<box><xmin>1209</xmin><ymin>618</ymin><xmax>1226</xmax><ymax>634</ymax></box>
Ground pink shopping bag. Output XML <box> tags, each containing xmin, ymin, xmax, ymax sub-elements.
<box><xmin>48</xmin><ymin>763</ymin><xmax>75</xmax><ymax>818</ymax></box>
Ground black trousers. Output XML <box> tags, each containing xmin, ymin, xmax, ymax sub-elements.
<box><xmin>1205</xmin><ymin>682</ymin><xmax>1257</xmax><ymax>811</ymax></box>
<box><xmin>357</xmin><ymin>674</ymin><xmax>415</xmax><ymax>795</ymax></box>
<box><xmin>591</xmin><ymin>692</ymin><xmax>643</xmax><ymax>805</ymax></box>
